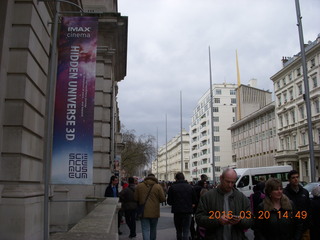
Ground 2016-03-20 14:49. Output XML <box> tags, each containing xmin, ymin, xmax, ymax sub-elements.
<box><xmin>208</xmin><ymin>210</ymin><xmax>307</xmax><ymax>220</ymax></box>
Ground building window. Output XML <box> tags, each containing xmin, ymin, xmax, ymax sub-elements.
<box><xmin>282</xmin><ymin>78</ymin><xmax>286</xmax><ymax>86</ymax></box>
<box><xmin>213</xmin><ymin>116</ymin><xmax>219</xmax><ymax>122</ymax></box>
<box><xmin>213</xmin><ymin>126</ymin><xmax>219</xmax><ymax>132</ymax></box>
<box><xmin>310</xmin><ymin>58</ymin><xmax>315</xmax><ymax>68</ymax></box>
<box><xmin>285</xmin><ymin>113</ymin><xmax>289</xmax><ymax>126</ymax></box>
<box><xmin>288</xmin><ymin>73</ymin><xmax>292</xmax><ymax>81</ymax></box>
<box><xmin>214</xmin><ymin>156</ymin><xmax>220</xmax><ymax>162</ymax></box>
<box><xmin>214</xmin><ymin>98</ymin><xmax>220</xmax><ymax>103</ymax></box>
<box><xmin>277</xmin><ymin>81</ymin><xmax>281</xmax><ymax>89</ymax></box>
<box><xmin>293</xmin><ymin>135</ymin><xmax>297</xmax><ymax>149</ymax></box>
<box><xmin>314</xmin><ymin>99</ymin><xmax>320</xmax><ymax>114</ymax></box>
<box><xmin>213</xmin><ymin>107</ymin><xmax>219</xmax><ymax>112</ymax></box>
<box><xmin>185</xmin><ymin>162</ymin><xmax>188</xmax><ymax>169</ymax></box>
<box><xmin>215</xmin><ymin>89</ymin><xmax>222</xmax><ymax>95</ymax></box>
<box><xmin>230</xmin><ymin>89</ymin><xmax>236</xmax><ymax>95</ymax></box>
<box><xmin>231</xmin><ymin>98</ymin><xmax>236</xmax><ymax>104</ymax></box>
<box><xmin>232</xmin><ymin>107</ymin><xmax>236</xmax><ymax>113</ymax></box>
<box><xmin>312</xmin><ymin>75</ymin><xmax>318</xmax><ymax>88</ymax></box>
<box><xmin>289</xmin><ymin>89</ymin><xmax>293</xmax><ymax>100</ymax></box>
<box><xmin>281</xmin><ymin>139</ymin><xmax>284</xmax><ymax>150</ymax></box>
<box><xmin>296</xmin><ymin>67</ymin><xmax>301</xmax><ymax>76</ymax></box>
<box><xmin>299</xmin><ymin>105</ymin><xmax>305</xmax><ymax>119</ymax></box>
<box><xmin>283</xmin><ymin>92</ymin><xmax>287</xmax><ymax>103</ymax></box>
<box><xmin>279</xmin><ymin>115</ymin><xmax>283</xmax><ymax>128</ymax></box>
<box><xmin>301</xmin><ymin>132</ymin><xmax>307</xmax><ymax>145</ymax></box>
<box><xmin>277</xmin><ymin>95</ymin><xmax>282</xmax><ymax>106</ymax></box>
<box><xmin>291</xmin><ymin>110</ymin><xmax>296</xmax><ymax>123</ymax></box>
<box><xmin>213</xmin><ymin>136</ymin><xmax>220</xmax><ymax>142</ymax></box>
<box><xmin>298</xmin><ymin>84</ymin><xmax>303</xmax><ymax>95</ymax></box>
<box><xmin>286</xmin><ymin>136</ymin><xmax>290</xmax><ymax>150</ymax></box>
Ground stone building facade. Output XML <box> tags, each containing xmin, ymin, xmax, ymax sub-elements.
<box><xmin>230</xmin><ymin>101</ymin><xmax>277</xmax><ymax>168</ymax></box>
<box><xmin>271</xmin><ymin>35</ymin><xmax>320</xmax><ymax>182</ymax></box>
<box><xmin>154</xmin><ymin>129</ymin><xmax>190</xmax><ymax>182</ymax></box>
<box><xmin>0</xmin><ymin>0</ymin><xmax>127</xmax><ymax>239</ymax></box>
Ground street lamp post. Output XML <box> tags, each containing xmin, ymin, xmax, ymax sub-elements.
<box><xmin>295</xmin><ymin>0</ymin><xmax>316</xmax><ymax>182</ymax></box>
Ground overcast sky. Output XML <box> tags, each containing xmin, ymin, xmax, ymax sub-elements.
<box><xmin>117</xmin><ymin>0</ymin><xmax>320</xmax><ymax>147</ymax></box>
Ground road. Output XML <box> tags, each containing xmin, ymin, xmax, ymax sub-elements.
<box><xmin>119</xmin><ymin>205</ymin><xmax>254</xmax><ymax>240</ymax></box>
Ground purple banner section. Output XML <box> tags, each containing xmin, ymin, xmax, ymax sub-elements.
<box><xmin>51</xmin><ymin>17</ymin><xmax>98</xmax><ymax>184</ymax></box>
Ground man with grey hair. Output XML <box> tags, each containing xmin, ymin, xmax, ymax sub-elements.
<box><xmin>195</xmin><ymin>168</ymin><xmax>253</xmax><ymax>240</ymax></box>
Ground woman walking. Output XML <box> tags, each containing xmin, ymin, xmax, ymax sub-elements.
<box><xmin>254</xmin><ymin>178</ymin><xmax>303</xmax><ymax>240</ymax></box>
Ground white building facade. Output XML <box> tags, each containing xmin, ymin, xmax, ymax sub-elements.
<box><xmin>271</xmin><ymin>35</ymin><xmax>320</xmax><ymax>182</ymax></box>
<box><xmin>152</xmin><ymin>129</ymin><xmax>190</xmax><ymax>182</ymax></box>
<box><xmin>189</xmin><ymin>83</ymin><xmax>237</xmax><ymax>183</ymax></box>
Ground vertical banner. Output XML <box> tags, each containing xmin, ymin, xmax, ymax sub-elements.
<box><xmin>51</xmin><ymin>17</ymin><xmax>98</xmax><ymax>184</ymax></box>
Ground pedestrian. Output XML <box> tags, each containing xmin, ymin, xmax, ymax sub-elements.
<box><xmin>105</xmin><ymin>175</ymin><xmax>119</xmax><ymax>198</ymax></box>
<box><xmin>190</xmin><ymin>177</ymin><xmax>209</xmax><ymax>240</ymax></box>
<box><xmin>119</xmin><ymin>177</ymin><xmax>138</xmax><ymax>239</ymax></box>
<box><xmin>105</xmin><ymin>175</ymin><xmax>123</xmax><ymax>235</ymax></box>
<box><xmin>254</xmin><ymin>177</ymin><xmax>303</xmax><ymax>240</ymax></box>
<box><xmin>250</xmin><ymin>182</ymin><xmax>265</xmax><ymax>217</ymax></box>
<box><xmin>283</xmin><ymin>170</ymin><xmax>310</xmax><ymax>239</ymax></box>
<box><xmin>167</xmin><ymin>172</ymin><xmax>197</xmax><ymax>240</ymax></box>
<box><xmin>195</xmin><ymin>168</ymin><xmax>253</xmax><ymax>240</ymax></box>
<box><xmin>134</xmin><ymin>173</ymin><xmax>166</xmax><ymax>240</ymax></box>
<box><xmin>160</xmin><ymin>181</ymin><xmax>168</xmax><ymax>206</ymax></box>
<box><xmin>310</xmin><ymin>186</ymin><xmax>320</xmax><ymax>240</ymax></box>
<box><xmin>250</xmin><ymin>182</ymin><xmax>265</xmax><ymax>240</ymax></box>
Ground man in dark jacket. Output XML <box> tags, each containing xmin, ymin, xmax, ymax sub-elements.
<box><xmin>167</xmin><ymin>172</ymin><xmax>197</xmax><ymax>240</ymax></box>
<box><xmin>195</xmin><ymin>168</ymin><xmax>253</xmax><ymax>240</ymax></box>
<box><xmin>283</xmin><ymin>170</ymin><xmax>310</xmax><ymax>239</ymax></box>
<box><xmin>119</xmin><ymin>177</ymin><xmax>138</xmax><ymax>239</ymax></box>
<box><xmin>104</xmin><ymin>175</ymin><xmax>122</xmax><ymax>235</ymax></box>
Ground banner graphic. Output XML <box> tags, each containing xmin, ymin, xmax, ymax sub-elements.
<box><xmin>51</xmin><ymin>17</ymin><xmax>98</xmax><ymax>184</ymax></box>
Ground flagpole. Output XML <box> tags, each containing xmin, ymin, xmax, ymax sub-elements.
<box><xmin>165</xmin><ymin>114</ymin><xmax>168</xmax><ymax>182</ymax></box>
<box><xmin>208</xmin><ymin>46</ymin><xmax>216</xmax><ymax>184</ymax></box>
<box><xmin>295</xmin><ymin>0</ymin><xmax>316</xmax><ymax>182</ymax></box>
<box><xmin>180</xmin><ymin>91</ymin><xmax>183</xmax><ymax>173</ymax></box>
<box><xmin>156</xmin><ymin>128</ymin><xmax>159</xmax><ymax>179</ymax></box>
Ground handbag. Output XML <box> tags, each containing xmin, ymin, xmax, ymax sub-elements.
<box><xmin>137</xmin><ymin>184</ymin><xmax>154</xmax><ymax>218</ymax></box>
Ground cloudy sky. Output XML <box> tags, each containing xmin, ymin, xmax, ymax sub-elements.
<box><xmin>117</xmin><ymin>0</ymin><xmax>320</xmax><ymax>146</ymax></box>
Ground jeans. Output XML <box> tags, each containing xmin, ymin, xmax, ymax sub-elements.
<box><xmin>125</xmin><ymin>209</ymin><xmax>136</xmax><ymax>237</ymax></box>
<box><xmin>141</xmin><ymin>218</ymin><xmax>158</xmax><ymax>240</ymax></box>
<box><xmin>173</xmin><ymin>213</ymin><xmax>192</xmax><ymax>240</ymax></box>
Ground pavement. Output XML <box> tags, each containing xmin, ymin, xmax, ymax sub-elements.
<box><xmin>119</xmin><ymin>205</ymin><xmax>254</xmax><ymax>240</ymax></box>
<box><xmin>119</xmin><ymin>205</ymin><xmax>176</xmax><ymax>240</ymax></box>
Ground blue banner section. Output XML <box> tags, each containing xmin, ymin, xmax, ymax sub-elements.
<box><xmin>51</xmin><ymin>17</ymin><xmax>98</xmax><ymax>184</ymax></box>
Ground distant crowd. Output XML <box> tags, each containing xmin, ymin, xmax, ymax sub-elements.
<box><xmin>105</xmin><ymin>170</ymin><xmax>320</xmax><ymax>240</ymax></box>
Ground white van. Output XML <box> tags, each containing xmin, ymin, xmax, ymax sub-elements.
<box><xmin>234</xmin><ymin>165</ymin><xmax>293</xmax><ymax>197</ymax></box>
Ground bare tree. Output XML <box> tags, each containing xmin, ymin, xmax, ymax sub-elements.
<box><xmin>121</xmin><ymin>128</ymin><xmax>155</xmax><ymax>177</ymax></box>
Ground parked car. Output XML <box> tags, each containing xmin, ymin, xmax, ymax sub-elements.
<box><xmin>303</xmin><ymin>182</ymin><xmax>320</xmax><ymax>198</ymax></box>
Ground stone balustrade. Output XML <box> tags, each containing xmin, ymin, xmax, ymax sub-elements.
<box><xmin>50</xmin><ymin>197</ymin><xmax>120</xmax><ymax>240</ymax></box>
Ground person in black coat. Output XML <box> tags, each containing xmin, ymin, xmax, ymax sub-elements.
<box><xmin>283</xmin><ymin>170</ymin><xmax>310</xmax><ymax>237</ymax></box>
<box><xmin>104</xmin><ymin>175</ymin><xmax>122</xmax><ymax>235</ymax></box>
<box><xmin>310</xmin><ymin>186</ymin><xmax>320</xmax><ymax>240</ymax></box>
<box><xmin>105</xmin><ymin>175</ymin><xmax>119</xmax><ymax>197</ymax></box>
<box><xmin>167</xmin><ymin>172</ymin><xmax>197</xmax><ymax>240</ymax></box>
<box><xmin>119</xmin><ymin>177</ymin><xmax>138</xmax><ymax>239</ymax></box>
